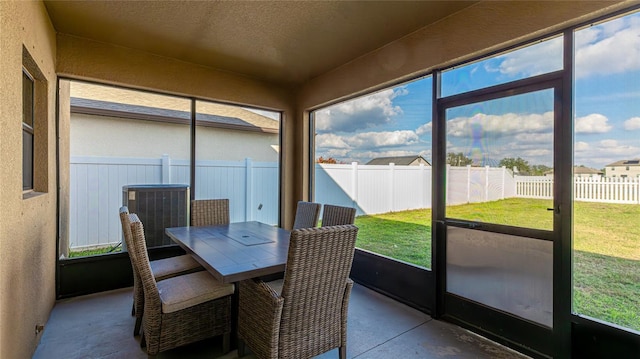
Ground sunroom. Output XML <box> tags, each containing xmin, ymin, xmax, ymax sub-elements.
<box><xmin>1</xmin><ymin>1</ymin><xmax>639</xmax><ymax>358</ymax></box>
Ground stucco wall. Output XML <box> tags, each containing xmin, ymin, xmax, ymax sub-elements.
<box><xmin>70</xmin><ymin>113</ymin><xmax>279</xmax><ymax>162</ymax></box>
<box><xmin>0</xmin><ymin>1</ymin><xmax>58</xmax><ymax>358</ymax></box>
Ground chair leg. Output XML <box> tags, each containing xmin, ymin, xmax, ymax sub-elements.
<box><xmin>134</xmin><ymin>316</ymin><xmax>142</xmax><ymax>337</ymax></box>
<box><xmin>131</xmin><ymin>302</ymin><xmax>135</xmax><ymax>316</ymax></box>
<box><xmin>222</xmin><ymin>333</ymin><xmax>230</xmax><ymax>354</ymax></box>
<box><xmin>140</xmin><ymin>331</ymin><xmax>146</xmax><ymax>349</ymax></box>
<box><xmin>339</xmin><ymin>345</ymin><xmax>346</xmax><ymax>359</ymax></box>
<box><xmin>237</xmin><ymin>338</ymin><xmax>246</xmax><ymax>357</ymax></box>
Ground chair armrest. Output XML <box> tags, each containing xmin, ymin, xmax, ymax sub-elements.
<box><xmin>238</xmin><ymin>279</ymin><xmax>285</xmax><ymax>359</ymax></box>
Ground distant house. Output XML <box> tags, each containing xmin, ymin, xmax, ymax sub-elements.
<box><xmin>366</xmin><ymin>155</ymin><xmax>431</xmax><ymax>166</ymax></box>
<box><xmin>70</xmin><ymin>82</ymin><xmax>280</xmax><ymax>162</ymax></box>
<box><xmin>604</xmin><ymin>159</ymin><xmax>640</xmax><ymax>178</ymax></box>
<box><xmin>544</xmin><ymin>166</ymin><xmax>603</xmax><ymax>178</ymax></box>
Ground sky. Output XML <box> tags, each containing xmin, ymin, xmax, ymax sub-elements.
<box><xmin>315</xmin><ymin>11</ymin><xmax>640</xmax><ymax>170</ymax></box>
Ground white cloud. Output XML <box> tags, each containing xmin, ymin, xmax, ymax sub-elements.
<box><xmin>315</xmin><ymin>88</ymin><xmax>406</xmax><ymax>133</ymax></box>
<box><xmin>623</xmin><ymin>117</ymin><xmax>640</xmax><ymax>130</ymax></box>
<box><xmin>446</xmin><ymin>111</ymin><xmax>554</xmax><ymax>137</ymax></box>
<box><xmin>353</xmin><ymin>150</ymin><xmax>417</xmax><ymax>160</ymax></box>
<box><xmin>346</xmin><ymin>130</ymin><xmax>419</xmax><ymax>148</ymax></box>
<box><xmin>514</xmin><ymin>132</ymin><xmax>553</xmax><ymax>143</ymax></box>
<box><xmin>575</xmin><ymin>141</ymin><xmax>590</xmax><ymax>152</ymax></box>
<box><xmin>416</xmin><ymin>122</ymin><xmax>432</xmax><ymax>135</ymax></box>
<box><xmin>596</xmin><ymin>139</ymin><xmax>640</xmax><ymax>156</ymax></box>
<box><xmin>574</xmin><ymin>15</ymin><xmax>640</xmax><ymax>78</ymax></box>
<box><xmin>315</xmin><ymin>133</ymin><xmax>350</xmax><ymax>149</ymax></box>
<box><xmin>494</xmin><ymin>14</ymin><xmax>640</xmax><ymax>79</ymax></box>
<box><xmin>575</xmin><ymin>114</ymin><xmax>612</xmax><ymax>133</ymax></box>
<box><xmin>493</xmin><ymin>37</ymin><xmax>563</xmax><ymax>77</ymax></box>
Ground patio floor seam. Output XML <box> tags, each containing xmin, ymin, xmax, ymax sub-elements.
<box><xmin>351</xmin><ymin>318</ymin><xmax>433</xmax><ymax>358</ymax></box>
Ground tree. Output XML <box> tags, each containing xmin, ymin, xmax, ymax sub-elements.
<box><xmin>499</xmin><ymin>157</ymin><xmax>531</xmax><ymax>174</ymax></box>
<box><xmin>317</xmin><ymin>156</ymin><xmax>338</xmax><ymax>164</ymax></box>
<box><xmin>446</xmin><ymin>152</ymin><xmax>473</xmax><ymax>166</ymax></box>
<box><xmin>530</xmin><ymin>164</ymin><xmax>552</xmax><ymax>176</ymax></box>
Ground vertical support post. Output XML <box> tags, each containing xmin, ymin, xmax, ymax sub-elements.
<box><xmin>245</xmin><ymin>158</ymin><xmax>253</xmax><ymax>221</ymax></box>
<box><xmin>419</xmin><ymin>163</ymin><xmax>425</xmax><ymax>208</ymax></box>
<box><xmin>501</xmin><ymin>166</ymin><xmax>506</xmax><ymax>199</ymax></box>
<box><xmin>351</xmin><ymin>162</ymin><xmax>358</xmax><ymax>208</ymax></box>
<box><xmin>485</xmin><ymin>165</ymin><xmax>490</xmax><ymax>201</ymax></box>
<box><xmin>161</xmin><ymin>154</ymin><xmax>171</xmax><ymax>184</ymax></box>
<box><xmin>446</xmin><ymin>164</ymin><xmax>451</xmax><ymax>204</ymax></box>
<box><xmin>389</xmin><ymin>163</ymin><xmax>395</xmax><ymax>212</ymax></box>
<box><xmin>466</xmin><ymin>165</ymin><xmax>471</xmax><ymax>203</ymax></box>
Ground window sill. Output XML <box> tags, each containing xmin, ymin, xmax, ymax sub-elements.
<box><xmin>23</xmin><ymin>190</ymin><xmax>46</xmax><ymax>200</ymax></box>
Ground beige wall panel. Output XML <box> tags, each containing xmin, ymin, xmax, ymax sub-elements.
<box><xmin>0</xmin><ymin>1</ymin><xmax>58</xmax><ymax>358</ymax></box>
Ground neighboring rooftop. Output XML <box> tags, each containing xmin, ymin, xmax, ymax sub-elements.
<box><xmin>366</xmin><ymin>155</ymin><xmax>431</xmax><ymax>166</ymax></box>
<box><xmin>69</xmin><ymin>81</ymin><xmax>279</xmax><ymax>133</ymax></box>
<box><xmin>605</xmin><ymin>159</ymin><xmax>640</xmax><ymax>166</ymax></box>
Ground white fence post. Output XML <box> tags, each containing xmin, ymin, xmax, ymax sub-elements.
<box><xmin>485</xmin><ymin>166</ymin><xmax>490</xmax><ymax>201</ymax></box>
<box><xmin>389</xmin><ymin>163</ymin><xmax>395</xmax><ymax>212</ymax></box>
<box><xmin>245</xmin><ymin>157</ymin><xmax>253</xmax><ymax>221</ymax></box>
<box><xmin>466</xmin><ymin>165</ymin><xmax>471</xmax><ymax>203</ymax></box>
<box><xmin>162</xmin><ymin>154</ymin><xmax>171</xmax><ymax>184</ymax></box>
<box><xmin>501</xmin><ymin>166</ymin><xmax>506</xmax><ymax>199</ymax></box>
<box><xmin>420</xmin><ymin>164</ymin><xmax>426</xmax><ymax>208</ymax></box>
<box><xmin>351</xmin><ymin>162</ymin><xmax>358</xmax><ymax>206</ymax></box>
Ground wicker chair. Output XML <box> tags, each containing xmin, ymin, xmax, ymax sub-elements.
<box><xmin>237</xmin><ymin>225</ymin><xmax>359</xmax><ymax>359</ymax></box>
<box><xmin>291</xmin><ymin>201</ymin><xmax>321</xmax><ymax>229</ymax></box>
<box><xmin>321</xmin><ymin>204</ymin><xmax>356</xmax><ymax>227</ymax></box>
<box><xmin>128</xmin><ymin>214</ymin><xmax>235</xmax><ymax>357</ymax></box>
<box><xmin>191</xmin><ymin>198</ymin><xmax>230</xmax><ymax>226</ymax></box>
<box><xmin>119</xmin><ymin>206</ymin><xmax>203</xmax><ymax>336</ymax></box>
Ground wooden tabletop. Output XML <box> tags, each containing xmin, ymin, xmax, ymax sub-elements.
<box><xmin>166</xmin><ymin>221</ymin><xmax>291</xmax><ymax>284</ymax></box>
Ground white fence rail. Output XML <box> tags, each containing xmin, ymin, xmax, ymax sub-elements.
<box><xmin>69</xmin><ymin>156</ymin><xmax>278</xmax><ymax>250</ymax></box>
<box><xmin>69</xmin><ymin>158</ymin><xmax>639</xmax><ymax>250</ymax></box>
<box><xmin>515</xmin><ymin>175</ymin><xmax>640</xmax><ymax>204</ymax></box>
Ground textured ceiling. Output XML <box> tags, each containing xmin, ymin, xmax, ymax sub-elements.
<box><xmin>44</xmin><ymin>1</ymin><xmax>477</xmax><ymax>86</ymax></box>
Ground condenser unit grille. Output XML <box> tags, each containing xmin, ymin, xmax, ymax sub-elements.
<box><xmin>123</xmin><ymin>184</ymin><xmax>190</xmax><ymax>249</ymax></box>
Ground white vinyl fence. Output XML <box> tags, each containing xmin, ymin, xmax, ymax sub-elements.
<box><xmin>516</xmin><ymin>175</ymin><xmax>640</xmax><ymax>204</ymax></box>
<box><xmin>69</xmin><ymin>156</ymin><xmax>278</xmax><ymax>250</ymax></box>
<box><xmin>314</xmin><ymin>163</ymin><xmax>516</xmax><ymax>216</ymax></box>
<box><xmin>69</xmin><ymin>158</ymin><xmax>639</xmax><ymax>250</ymax></box>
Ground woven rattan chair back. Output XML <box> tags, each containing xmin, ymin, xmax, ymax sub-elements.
<box><xmin>130</xmin><ymin>214</ymin><xmax>233</xmax><ymax>356</ymax></box>
<box><xmin>191</xmin><ymin>198</ymin><xmax>230</xmax><ymax>226</ymax></box>
<box><xmin>279</xmin><ymin>225</ymin><xmax>358</xmax><ymax>357</ymax></box>
<box><xmin>119</xmin><ymin>206</ymin><xmax>145</xmax><ymax>335</ymax></box>
<box><xmin>291</xmin><ymin>201</ymin><xmax>321</xmax><ymax>229</ymax></box>
<box><xmin>320</xmin><ymin>204</ymin><xmax>356</xmax><ymax>227</ymax></box>
<box><xmin>128</xmin><ymin>215</ymin><xmax>162</xmax><ymax>314</ymax></box>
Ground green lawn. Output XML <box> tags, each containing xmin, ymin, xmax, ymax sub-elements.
<box><xmin>354</xmin><ymin>198</ymin><xmax>640</xmax><ymax>332</ymax></box>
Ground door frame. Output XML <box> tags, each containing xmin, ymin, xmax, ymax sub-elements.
<box><xmin>432</xmin><ymin>71</ymin><xmax>570</xmax><ymax>359</ymax></box>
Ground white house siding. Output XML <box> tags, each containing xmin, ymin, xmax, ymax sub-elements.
<box><xmin>71</xmin><ymin>113</ymin><xmax>279</xmax><ymax>162</ymax></box>
<box><xmin>605</xmin><ymin>165</ymin><xmax>640</xmax><ymax>178</ymax></box>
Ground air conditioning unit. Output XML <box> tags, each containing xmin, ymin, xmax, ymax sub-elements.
<box><xmin>122</xmin><ymin>184</ymin><xmax>190</xmax><ymax>250</ymax></box>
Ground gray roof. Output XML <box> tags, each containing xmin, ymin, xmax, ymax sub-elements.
<box><xmin>70</xmin><ymin>98</ymin><xmax>279</xmax><ymax>132</ymax></box>
<box><xmin>365</xmin><ymin>155</ymin><xmax>430</xmax><ymax>166</ymax></box>
<box><xmin>605</xmin><ymin>159</ymin><xmax>640</xmax><ymax>167</ymax></box>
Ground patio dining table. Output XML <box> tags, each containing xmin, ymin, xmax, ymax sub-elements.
<box><xmin>165</xmin><ymin>221</ymin><xmax>291</xmax><ymax>284</ymax></box>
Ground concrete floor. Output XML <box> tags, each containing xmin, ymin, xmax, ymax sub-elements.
<box><xmin>33</xmin><ymin>284</ymin><xmax>530</xmax><ymax>359</ymax></box>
